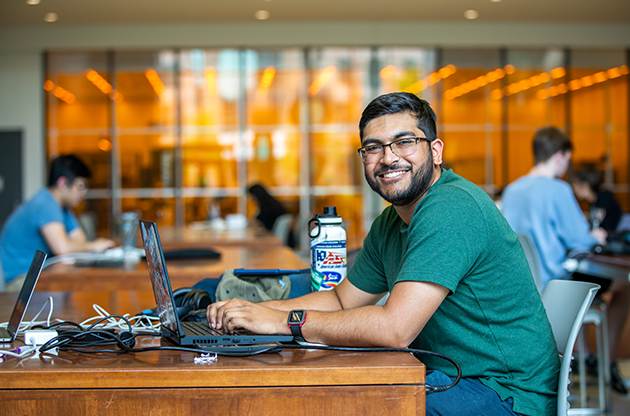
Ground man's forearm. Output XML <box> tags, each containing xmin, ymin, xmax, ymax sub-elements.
<box><xmin>263</xmin><ymin>289</ymin><xmax>343</xmax><ymax>312</ymax></box>
<box><xmin>301</xmin><ymin>305</ymin><xmax>414</xmax><ymax>348</ymax></box>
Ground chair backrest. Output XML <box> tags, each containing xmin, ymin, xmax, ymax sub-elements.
<box><xmin>77</xmin><ymin>212</ymin><xmax>97</xmax><ymax>242</ymax></box>
<box><xmin>517</xmin><ymin>233</ymin><xmax>544</xmax><ymax>293</ymax></box>
<box><xmin>541</xmin><ymin>280</ymin><xmax>600</xmax><ymax>416</ymax></box>
<box><xmin>0</xmin><ymin>257</ymin><xmax>4</xmax><ymax>292</ymax></box>
<box><xmin>272</xmin><ymin>213</ymin><xmax>293</xmax><ymax>246</ymax></box>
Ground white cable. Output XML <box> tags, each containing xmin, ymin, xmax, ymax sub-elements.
<box><xmin>2</xmin><ymin>302</ymin><xmax>161</xmax><ymax>337</ymax></box>
<box><xmin>0</xmin><ymin>296</ymin><xmax>57</xmax><ymax>334</ymax></box>
<box><xmin>21</xmin><ymin>296</ymin><xmax>55</xmax><ymax>332</ymax></box>
<box><xmin>0</xmin><ymin>338</ymin><xmax>38</xmax><ymax>361</ymax></box>
<box><xmin>47</xmin><ymin>296</ymin><xmax>53</xmax><ymax>327</ymax></box>
<box><xmin>79</xmin><ymin>304</ymin><xmax>161</xmax><ymax>333</ymax></box>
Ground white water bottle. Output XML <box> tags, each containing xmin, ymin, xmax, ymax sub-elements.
<box><xmin>309</xmin><ymin>206</ymin><xmax>347</xmax><ymax>291</ymax></box>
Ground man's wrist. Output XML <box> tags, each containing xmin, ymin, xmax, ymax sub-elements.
<box><xmin>287</xmin><ymin>309</ymin><xmax>307</xmax><ymax>340</ymax></box>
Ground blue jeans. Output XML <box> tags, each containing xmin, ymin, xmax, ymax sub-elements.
<box><xmin>426</xmin><ymin>371</ymin><xmax>522</xmax><ymax>416</ymax></box>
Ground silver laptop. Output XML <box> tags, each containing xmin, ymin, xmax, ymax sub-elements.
<box><xmin>75</xmin><ymin>218</ymin><xmax>142</xmax><ymax>267</ymax></box>
<box><xmin>139</xmin><ymin>220</ymin><xmax>293</xmax><ymax>347</ymax></box>
<box><xmin>0</xmin><ymin>250</ymin><xmax>47</xmax><ymax>342</ymax></box>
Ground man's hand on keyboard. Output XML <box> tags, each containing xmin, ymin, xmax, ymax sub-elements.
<box><xmin>207</xmin><ymin>298</ymin><xmax>290</xmax><ymax>335</ymax></box>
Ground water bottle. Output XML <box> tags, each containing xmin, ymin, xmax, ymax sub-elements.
<box><xmin>308</xmin><ymin>206</ymin><xmax>347</xmax><ymax>291</ymax></box>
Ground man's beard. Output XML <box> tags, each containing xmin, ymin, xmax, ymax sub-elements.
<box><xmin>365</xmin><ymin>150</ymin><xmax>435</xmax><ymax>207</ymax></box>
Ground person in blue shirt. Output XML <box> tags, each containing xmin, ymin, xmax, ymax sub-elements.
<box><xmin>502</xmin><ymin>126</ymin><xmax>630</xmax><ymax>394</ymax></box>
<box><xmin>0</xmin><ymin>155</ymin><xmax>115</xmax><ymax>291</ymax></box>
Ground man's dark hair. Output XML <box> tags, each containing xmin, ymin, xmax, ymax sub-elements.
<box><xmin>359</xmin><ymin>92</ymin><xmax>437</xmax><ymax>142</ymax></box>
<box><xmin>47</xmin><ymin>154</ymin><xmax>92</xmax><ymax>187</ymax></box>
<box><xmin>576</xmin><ymin>165</ymin><xmax>603</xmax><ymax>193</ymax></box>
<box><xmin>532</xmin><ymin>127</ymin><xmax>573</xmax><ymax>165</ymax></box>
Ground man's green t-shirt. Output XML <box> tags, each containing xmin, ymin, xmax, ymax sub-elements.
<box><xmin>348</xmin><ymin>169</ymin><xmax>560</xmax><ymax>416</ymax></box>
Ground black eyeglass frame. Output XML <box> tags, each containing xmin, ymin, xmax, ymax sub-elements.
<box><xmin>357</xmin><ymin>136</ymin><xmax>433</xmax><ymax>163</ymax></box>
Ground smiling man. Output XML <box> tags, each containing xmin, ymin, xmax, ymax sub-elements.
<box><xmin>207</xmin><ymin>92</ymin><xmax>559</xmax><ymax>416</ymax></box>
<box><xmin>0</xmin><ymin>154</ymin><xmax>115</xmax><ymax>291</ymax></box>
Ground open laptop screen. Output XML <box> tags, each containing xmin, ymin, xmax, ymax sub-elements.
<box><xmin>120</xmin><ymin>217</ymin><xmax>139</xmax><ymax>250</ymax></box>
<box><xmin>6</xmin><ymin>250</ymin><xmax>47</xmax><ymax>339</ymax></box>
<box><xmin>139</xmin><ymin>221</ymin><xmax>179</xmax><ymax>336</ymax></box>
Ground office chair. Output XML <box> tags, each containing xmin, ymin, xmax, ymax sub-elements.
<box><xmin>272</xmin><ymin>213</ymin><xmax>293</xmax><ymax>246</ymax></box>
<box><xmin>541</xmin><ymin>280</ymin><xmax>600</xmax><ymax>416</ymax></box>
<box><xmin>0</xmin><ymin>258</ymin><xmax>4</xmax><ymax>292</ymax></box>
<box><xmin>517</xmin><ymin>234</ymin><xmax>544</xmax><ymax>292</ymax></box>
<box><xmin>518</xmin><ymin>234</ymin><xmax>611</xmax><ymax>414</ymax></box>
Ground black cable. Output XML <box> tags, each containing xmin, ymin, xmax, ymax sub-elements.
<box><xmin>33</xmin><ymin>321</ymin><xmax>84</xmax><ymax>331</ymax></box>
<box><xmin>279</xmin><ymin>344</ymin><xmax>461</xmax><ymax>394</ymax></box>
<box><xmin>38</xmin><ymin>316</ymin><xmax>138</xmax><ymax>354</ymax></box>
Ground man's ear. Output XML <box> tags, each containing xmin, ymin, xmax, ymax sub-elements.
<box><xmin>551</xmin><ymin>150</ymin><xmax>569</xmax><ymax>165</ymax></box>
<box><xmin>55</xmin><ymin>176</ymin><xmax>69</xmax><ymax>189</ymax></box>
<box><xmin>431</xmin><ymin>139</ymin><xmax>444</xmax><ymax>166</ymax></box>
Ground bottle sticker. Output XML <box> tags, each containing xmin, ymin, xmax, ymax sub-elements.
<box><xmin>311</xmin><ymin>240</ymin><xmax>346</xmax><ymax>291</ymax></box>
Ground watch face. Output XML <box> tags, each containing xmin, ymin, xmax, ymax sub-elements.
<box><xmin>289</xmin><ymin>310</ymin><xmax>306</xmax><ymax>324</ymax></box>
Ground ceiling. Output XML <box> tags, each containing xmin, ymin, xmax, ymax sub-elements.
<box><xmin>1</xmin><ymin>0</ymin><xmax>630</xmax><ymax>26</ymax></box>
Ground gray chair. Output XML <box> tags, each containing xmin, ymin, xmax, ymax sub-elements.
<box><xmin>517</xmin><ymin>234</ymin><xmax>544</xmax><ymax>292</ymax></box>
<box><xmin>77</xmin><ymin>212</ymin><xmax>97</xmax><ymax>241</ymax></box>
<box><xmin>518</xmin><ymin>233</ymin><xmax>611</xmax><ymax>414</ymax></box>
<box><xmin>272</xmin><ymin>213</ymin><xmax>293</xmax><ymax>246</ymax></box>
<box><xmin>0</xmin><ymin>258</ymin><xmax>4</xmax><ymax>292</ymax></box>
<box><xmin>541</xmin><ymin>280</ymin><xmax>600</xmax><ymax>416</ymax></box>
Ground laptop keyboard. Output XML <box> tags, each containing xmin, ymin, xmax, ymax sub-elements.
<box><xmin>181</xmin><ymin>321</ymin><xmax>224</xmax><ymax>336</ymax></box>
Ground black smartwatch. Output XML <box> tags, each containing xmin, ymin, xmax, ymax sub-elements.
<box><xmin>287</xmin><ymin>309</ymin><xmax>307</xmax><ymax>340</ymax></box>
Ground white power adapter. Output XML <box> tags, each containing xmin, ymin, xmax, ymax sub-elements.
<box><xmin>24</xmin><ymin>329</ymin><xmax>58</xmax><ymax>345</ymax></box>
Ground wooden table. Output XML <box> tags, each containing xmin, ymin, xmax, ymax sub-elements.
<box><xmin>0</xmin><ymin>292</ymin><xmax>426</xmax><ymax>415</ymax></box>
<box><xmin>158</xmin><ymin>225</ymin><xmax>282</xmax><ymax>249</ymax></box>
<box><xmin>38</xmin><ymin>246</ymin><xmax>309</xmax><ymax>292</ymax></box>
<box><xmin>571</xmin><ymin>252</ymin><xmax>630</xmax><ymax>359</ymax></box>
<box><xmin>574</xmin><ymin>253</ymin><xmax>630</xmax><ymax>282</ymax></box>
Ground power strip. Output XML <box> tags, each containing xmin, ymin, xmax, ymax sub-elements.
<box><xmin>24</xmin><ymin>329</ymin><xmax>58</xmax><ymax>345</ymax></box>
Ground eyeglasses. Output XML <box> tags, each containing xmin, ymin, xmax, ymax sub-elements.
<box><xmin>357</xmin><ymin>136</ymin><xmax>431</xmax><ymax>164</ymax></box>
<box><xmin>73</xmin><ymin>181</ymin><xmax>88</xmax><ymax>191</ymax></box>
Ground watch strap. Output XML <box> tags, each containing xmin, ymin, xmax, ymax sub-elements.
<box><xmin>290</xmin><ymin>324</ymin><xmax>304</xmax><ymax>340</ymax></box>
<box><xmin>288</xmin><ymin>309</ymin><xmax>306</xmax><ymax>341</ymax></box>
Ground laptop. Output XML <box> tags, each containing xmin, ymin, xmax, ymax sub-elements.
<box><xmin>139</xmin><ymin>220</ymin><xmax>293</xmax><ymax>346</ymax></box>
<box><xmin>75</xmin><ymin>218</ymin><xmax>143</xmax><ymax>267</ymax></box>
<box><xmin>0</xmin><ymin>250</ymin><xmax>47</xmax><ymax>342</ymax></box>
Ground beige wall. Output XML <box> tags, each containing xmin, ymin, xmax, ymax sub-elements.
<box><xmin>0</xmin><ymin>52</ymin><xmax>44</xmax><ymax>200</ymax></box>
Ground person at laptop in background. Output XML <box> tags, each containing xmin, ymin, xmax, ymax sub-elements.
<box><xmin>573</xmin><ymin>165</ymin><xmax>623</xmax><ymax>234</ymax></box>
<box><xmin>0</xmin><ymin>154</ymin><xmax>115</xmax><ymax>291</ymax></box>
<box><xmin>502</xmin><ymin>127</ymin><xmax>630</xmax><ymax>394</ymax></box>
<box><xmin>248</xmin><ymin>183</ymin><xmax>295</xmax><ymax>248</ymax></box>
<box><xmin>208</xmin><ymin>92</ymin><xmax>559</xmax><ymax>416</ymax></box>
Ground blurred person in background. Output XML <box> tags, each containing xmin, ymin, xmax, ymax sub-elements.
<box><xmin>0</xmin><ymin>155</ymin><xmax>115</xmax><ymax>291</ymax></box>
<box><xmin>573</xmin><ymin>165</ymin><xmax>623</xmax><ymax>234</ymax></box>
<box><xmin>502</xmin><ymin>127</ymin><xmax>630</xmax><ymax>394</ymax></box>
<box><xmin>248</xmin><ymin>183</ymin><xmax>295</xmax><ymax>247</ymax></box>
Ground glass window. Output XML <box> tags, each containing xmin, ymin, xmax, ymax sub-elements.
<box><xmin>115</xmin><ymin>51</ymin><xmax>176</xmax><ymax>192</ymax></box>
<box><xmin>505</xmin><ymin>48</ymin><xmax>567</xmax><ymax>184</ymax></box>
<box><xmin>441</xmin><ymin>49</ymin><xmax>502</xmax><ymax>192</ymax></box>
<box><xmin>46</xmin><ymin>52</ymin><xmax>112</xmax><ymax>235</ymax></box>
<box><xmin>242</xmin><ymin>49</ymin><xmax>304</xmax><ymax>222</ymax></box>
<box><xmin>308</xmin><ymin>48</ymin><xmax>370</xmax><ymax>242</ymax></box>
<box><xmin>179</xmin><ymin>49</ymin><xmax>242</xmax><ymax>223</ymax></box>
<box><xmin>570</xmin><ymin>49</ymin><xmax>628</xmax><ymax>210</ymax></box>
<box><xmin>45</xmin><ymin>46</ymin><xmax>630</xmax><ymax>240</ymax></box>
